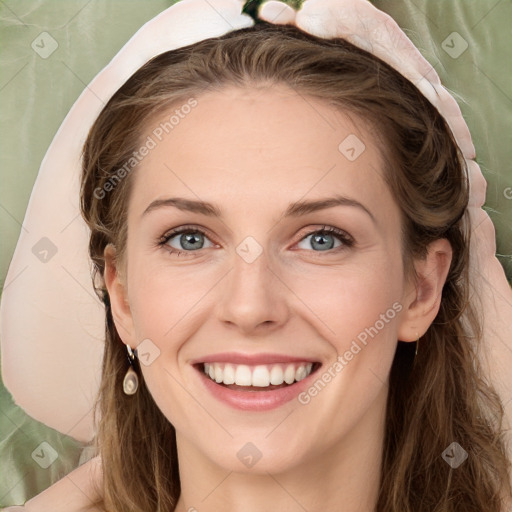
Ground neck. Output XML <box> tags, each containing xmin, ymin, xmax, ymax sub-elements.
<box><xmin>174</xmin><ymin>386</ymin><xmax>387</xmax><ymax>512</ymax></box>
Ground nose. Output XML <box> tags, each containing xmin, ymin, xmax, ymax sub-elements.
<box><xmin>217</xmin><ymin>244</ymin><xmax>290</xmax><ymax>335</ymax></box>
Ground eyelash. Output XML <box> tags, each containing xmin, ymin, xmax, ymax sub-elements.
<box><xmin>157</xmin><ymin>225</ymin><xmax>354</xmax><ymax>257</ymax></box>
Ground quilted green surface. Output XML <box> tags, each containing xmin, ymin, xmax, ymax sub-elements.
<box><xmin>0</xmin><ymin>0</ymin><xmax>510</xmax><ymax>507</ymax></box>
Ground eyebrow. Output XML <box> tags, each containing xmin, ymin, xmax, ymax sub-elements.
<box><xmin>141</xmin><ymin>195</ymin><xmax>376</xmax><ymax>224</ymax></box>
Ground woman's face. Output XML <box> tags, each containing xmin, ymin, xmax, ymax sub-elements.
<box><xmin>113</xmin><ymin>84</ymin><xmax>416</xmax><ymax>474</ymax></box>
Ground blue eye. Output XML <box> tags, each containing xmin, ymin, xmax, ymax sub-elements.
<box><xmin>159</xmin><ymin>227</ymin><xmax>214</xmax><ymax>256</ymax></box>
<box><xmin>158</xmin><ymin>225</ymin><xmax>353</xmax><ymax>257</ymax></box>
<box><xmin>296</xmin><ymin>226</ymin><xmax>354</xmax><ymax>252</ymax></box>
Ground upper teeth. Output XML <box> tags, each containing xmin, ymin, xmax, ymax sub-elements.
<box><xmin>203</xmin><ymin>362</ymin><xmax>314</xmax><ymax>387</ymax></box>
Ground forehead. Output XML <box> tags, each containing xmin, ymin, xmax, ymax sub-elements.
<box><xmin>128</xmin><ymin>84</ymin><xmax>398</xmax><ymax>226</ymax></box>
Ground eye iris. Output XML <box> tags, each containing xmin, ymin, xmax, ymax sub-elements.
<box><xmin>167</xmin><ymin>228</ymin><xmax>344</xmax><ymax>253</ymax></box>
<box><xmin>180</xmin><ymin>232</ymin><xmax>203</xmax><ymax>250</ymax></box>
<box><xmin>311</xmin><ymin>233</ymin><xmax>335</xmax><ymax>251</ymax></box>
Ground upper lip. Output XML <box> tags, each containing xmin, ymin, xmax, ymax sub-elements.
<box><xmin>190</xmin><ymin>352</ymin><xmax>320</xmax><ymax>365</ymax></box>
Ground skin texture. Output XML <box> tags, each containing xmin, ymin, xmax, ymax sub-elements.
<box><xmin>14</xmin><ymin>85</ymin><xmax>451</xmax><ymax>511</ymax></box>
<box><xmin>104</xmin><ymin>85</ymin><xmax>451</xmax><ymax>512</ymax></box>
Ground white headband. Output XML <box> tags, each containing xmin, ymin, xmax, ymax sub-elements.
<box><xmin>1</xmin><ymin>0</ymin><xmax>511</xmax><ymax>446</ymax></box>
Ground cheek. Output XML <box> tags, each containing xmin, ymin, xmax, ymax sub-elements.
<box><xmin>127</xmin><ymin>254</ymin><xmax>214</xmax><ymax>341</ymax></box>
<box><xmin>293</xmin><ymin>254</ymin><xmax>404</xmax><ymax>342</ymax></box>
<box><xmin>287</xmin><ymin>262</ymin><xmax>403</xmax><ymax>441</ymax></box>
<box><xmin>288</xmin><ymin>253</ymin><xmax>405</xmax><ymax>416</ymax></box>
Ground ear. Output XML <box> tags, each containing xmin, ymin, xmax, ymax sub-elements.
<box><xmin>397</xmin><ymin>238</ymin><xmax>453</xmax><ymax>342</ymax></box>
<box><xmin>103</xmin><ymin>243</ymin><xmax>137</xmax><ymax>348</ymax></box>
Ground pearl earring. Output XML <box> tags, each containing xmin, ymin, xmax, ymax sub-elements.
<box><xmin>123</xmin><ymin>344</ymin><xmax>139</xmax><ymax>395</ymax></box>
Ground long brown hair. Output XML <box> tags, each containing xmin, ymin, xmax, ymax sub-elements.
<box><xmin>80</xmin><ymin>23</ymin><xmax>512</xmax><ymax>511</ymax></box>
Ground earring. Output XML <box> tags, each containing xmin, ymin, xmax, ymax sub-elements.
<box><xmin>123</xmin><ymin>345</ymin><xmax>139</xmax><ymax>395</ymax></box>
<box><xmin>414</xmin><ymin>333</ymin><xmax>420</xmax><ymax>358</ymax></box>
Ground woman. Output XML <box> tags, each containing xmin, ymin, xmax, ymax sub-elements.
<box><xmin>5</xmin><ymin>8</ymin><xmax>512</xmax><ymax>512</ymax></box>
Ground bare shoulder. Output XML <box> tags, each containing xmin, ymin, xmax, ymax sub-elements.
<box><xmin>3</xmin><ymin>456</ymin><xmax>105</xmax><ymax>512</ymax></box>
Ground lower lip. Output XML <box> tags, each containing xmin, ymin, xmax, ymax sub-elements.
<box><xmin>195</xmin><ymin>365</ymin><xmax>320</xmax><ymax>411</ymax></box>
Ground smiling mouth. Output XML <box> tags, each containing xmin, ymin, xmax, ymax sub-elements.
<box><xmin>195</xmin><ymin>362</ymin><xmax>322</xmax><ymax>391</ymax></box>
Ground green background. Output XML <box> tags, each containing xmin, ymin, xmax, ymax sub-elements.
<box><xmin>0</xmin><ymin>0</ymin><xmax>511</xmax><ymax>507</ymax></box>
